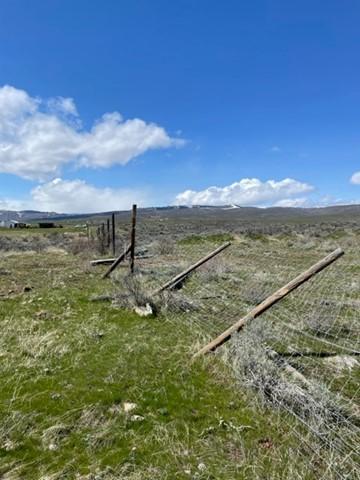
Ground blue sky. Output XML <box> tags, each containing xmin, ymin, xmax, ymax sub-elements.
<box><xmin>0</xmin><ymin>0</ymin><xmax>360</xmax><ymax>212</ymax></box>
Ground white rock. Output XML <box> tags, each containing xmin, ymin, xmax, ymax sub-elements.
<box><xmin>134</xmin><ymin>303</ymin><xmax>153</xmax><ymax>317</ymax></box>
<box><xmin>123</xmin><ymin>402</ymin><xmax>137</xmax><ymax>413</ymax></box>
<box><xmin>130</xmin><ymin>414</ymin><xmax>144</xmax><ymax>422</ymax></box>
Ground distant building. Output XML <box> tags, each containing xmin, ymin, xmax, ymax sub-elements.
<box><xmin>9</xmin><ymin>220</ymin><xmax>28</xmax><ymax>228</ymax></box>
<box><xmin>38</xmin><ymin>222</ymin><xmax>56</xmax><ymax>228</ymax></box>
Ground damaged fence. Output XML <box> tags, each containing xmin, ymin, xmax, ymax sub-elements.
<box><xmin>90</xmin><ymin>207</ymin><xmax>359</xmax><ymax>479</ymax></box>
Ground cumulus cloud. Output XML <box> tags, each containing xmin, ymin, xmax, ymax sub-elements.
<box><xmin>175</xmin><ymin>178</ymin><xmax>314</xmax><ymax>207</ymax></box>
<box><xmin>350</xmin><ymin>172</ymin><xmax>360</xmax><ymax>185</ymax></box>
<box><xmin>30</xmin><ymin>178</ymin><xmax>150</xmax><ymax>213</ymax></box>
<box><xmin>1</xmin><ymin>177</ymin><xmax>151</xmax><ymax>213</ymax></box>
<box><xmin>0</xmin><ymin>85</ymin><xmax>184</xmax><ymax>180</ymax></box>
<box><xmin>0</xmin><ymin>197</ymin><xmax>27</xmax><ymax>211</ymax></box>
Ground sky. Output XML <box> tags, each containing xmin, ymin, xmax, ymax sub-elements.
<box><xmin>0</xmin><ymin>0</ymin><xmax>360</xmax><ymax>213</ymax></box>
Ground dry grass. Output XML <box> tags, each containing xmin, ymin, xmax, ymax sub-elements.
<box><xmin>0</xmin><ymin>217</ymin><xmax>359</xmax><ymax>479</ymax></box>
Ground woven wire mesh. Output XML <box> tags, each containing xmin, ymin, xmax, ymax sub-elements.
<box><xmin>108</xmin><ymin>208</ymin><xmax>359</xmax><ymax>479</ymax></box>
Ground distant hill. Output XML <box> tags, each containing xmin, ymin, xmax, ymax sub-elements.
<box><xmin>1</xmin><ymin>204</ymin><xmax>360</xmax><ymax>224</ymax></box>
<box><xmin>0</xmin><ymin>210</ymin><xmax>65</xmax><ymax>222</ymax></box>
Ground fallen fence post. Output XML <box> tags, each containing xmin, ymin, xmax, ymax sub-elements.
<box><xmin>193</xmin><ymin>247</ymin><xmax>344</xmax><ymax>358</ymax></box>
<box><xmin>153</xmin><ymin>241</ymin><xmax>231</xmax><ymax>296</ymax></box>
<box><xmin>130</xmin><ymin>204</ymin><xmax>137</xmax><ymax>274</ymax></box>
<box><xmin>91</xmin><ymin>258</ymin><xmax>116</xmax><ymax>266</ymax></box>
<box><xmin>102</xmin><ymin>244</ymin><xmax>132</xmax><ymax>279</ymax></box>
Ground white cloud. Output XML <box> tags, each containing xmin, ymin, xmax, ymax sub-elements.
<box><xmin>47</xmin><ymin>96</ymin><xmax>79</xmax><ymax>117</ymax></box>
<box><xmin>0</xmin><ymin>178</ymin><xmax>151</xmax><ymax>213</ymax></box>
<box><xmin>350</xmin><ymin>171</ymin><xmax>360</xmax><ymax>185</ymax></box>
<box><xmin>0</xmin><ymin>197</ymin><xmax>27</xmax><ymax>211</ymax></box>
<box><xmin>0</xmin><ymin>85</ymin><xmax>184</xmax><ymax>180</ymax></box>
<box><xmin>175</xmin><ymin>178</ymin><xmax>314</xmax><ymax>207</ymax></box>
<box><xmin>30</xmin><ymin>178</ymin><xmax>150</xmax><ymax>213</ymax></box>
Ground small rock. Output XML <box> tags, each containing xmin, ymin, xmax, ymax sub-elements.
<box><xmin>134</xmin><ymin>303</ymin><xmax>153</xmax><ymax>317</ymax></box>
<box><xmin>130</xmin><ymin>414</ymin><xmax>144</xmax><ymax>422</ymax></box>
<box><xmin>123</xmin><ymin>402</ymin><xmax>137</xmax><ymax>413</ymax></box>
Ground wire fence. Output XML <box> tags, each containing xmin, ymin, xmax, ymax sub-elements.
<box><xmin>98</xmin><ymin>207</ymin><xmax>359</xmax><ymax>479</ymax></box>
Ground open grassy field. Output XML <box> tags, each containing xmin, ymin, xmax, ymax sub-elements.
<box><xmin>0</xmin><ymin>208</ymin><xmax>359</xmax><ymax>479</ymax></box>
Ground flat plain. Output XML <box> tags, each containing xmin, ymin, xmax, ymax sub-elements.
<box><xmin>0</xmin><ymin>206</ymin><xmax>359</xmax><ymax>479</ymax></box>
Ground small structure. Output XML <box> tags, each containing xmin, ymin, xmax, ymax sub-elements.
<box><xmin>9</xmin><ymin>220</ymin><xmax>28</xmax><ymax>229</ymax></box>
<box><xmin>38</xmin><ymin>222</ymin><xmax>56</xmax><ymax>228</ymax></box>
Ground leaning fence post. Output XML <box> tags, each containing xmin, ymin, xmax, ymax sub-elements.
<box><xmin>130</xmin><ymin>204</ymin><xmax>137</xmax><ymax>274</ymax></box>
<box><xmin>152</xmin><ymin>242</ymin><xmax>231</xmax><ymax>296</ymax></box>
<box><xmin>102</xmin><ymin>244</ymin><xmax>132</xmax><ymax>279</ymax></box>
<box><xmin>193</xmin><ymin>247</ymin><xmax>344</xmax><ymax>358</ymax></box>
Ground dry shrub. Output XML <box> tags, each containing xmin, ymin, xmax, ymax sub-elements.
<box><xmin>303</xmin><ymin>302</ymin><xmax>351</xmax><ymax>339</ymax></box>
<box><xmin>112</xmin><ymin>274</ymin><xmax>156</xmax><ymax>313</ymax></box>
<box><xmin>112</xmin><ymin>273</ymin><xmax>198</xmax><ymax>315</ymax></box>
<box><xmin>228</xmin><ymin>323</ymin><xmax>352</xmax><ymax>430</ymax></box>
<box><xmin>67</xmin><ymin>237</ymin><xmax>91</xmax><ymax>256</ymax></box>
<box><xmin>154</xmin><ymin>239</ymin><xmax>176</xmax><ymax>256</ymax></box>
<box><xmin>159</xmin><ymin>290</ymin><xmax>199</xmax><ymax>313</ymax></box>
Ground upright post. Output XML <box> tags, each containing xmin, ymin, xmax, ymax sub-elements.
<box><xmin>106</xmin><ymin>218</ymin><xmax>110</xmax><ymax>247</ymax></box>
<box><xmin>130</xmin><ymin>204</ymin><xmax>137</xmax><ymax>274</ymax></box>
<box><xmin>111</xmin><ymin>213</ymin><xmax>116</xmax><ymax>256</ymax></box>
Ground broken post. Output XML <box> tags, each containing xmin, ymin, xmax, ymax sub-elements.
<box><xmin>111</xmin><ymin>213</ymin><xmax>116</xmax><ymax>256</ymax></box>
<box><xmin>193</xmin><ymin>247</ymin><xmax>344</xmax><ymax>358</ymax></box>
<box><xmin>153</xmin><ymin>241</ymin><xmax>231</xmax><ymax>296</ymax></box>
<box><xmin>130</xmin><ymin>204</ymin><xmax>137</xmax><ymax>274</ymax></box>
<box><xmin>91</xmin><ymin>258</ymin><xmax>116</xmax><ymax>266</ymax></box>
<box><xmin>102</xmin><ymin>244</ymin><xmax>132</xmax><ymax>279</ymax></box>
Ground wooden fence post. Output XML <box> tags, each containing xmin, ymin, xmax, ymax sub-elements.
<box><xmin>193</xmin><ymin>247</ymin><xmax>344</xmax><ymax>358</ymax></box>
<box><xmin>102</xmin><ymin>244</ymin><xmax>132</xmax><ymax>279</ymax></box>
<box><xmin>130</xmin><ymin>204</ymin><xmax>137</xmax><ymax>274</ymax></box>
<box><xmin>107</xmin><ymin>218</ymin><xmax>110</xmax><ymax>247</ymax></box>
<box><xmin>152</xmin><ymin>242</ymin><xmax>231</xmax><ymax>296</ymax></box>
<box><xmin>111</xmin><ymin>213</ymin><xmax>116</xmax><ymax>256</ymax></box>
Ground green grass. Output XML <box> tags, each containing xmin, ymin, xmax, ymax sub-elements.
<box><xmin>0</xmin><ymin>225</ymin><xmax>358</xmax><ymax>479</ymax></box>
<box><xmin>0</xmin><ymin>250</ymin><xmax>316</xmax><ymax>479</ymax></box>
<box><xmin>178</xmin><ymin>233</ymin><xmax>234</xmax><ymax>245</ymax></box>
